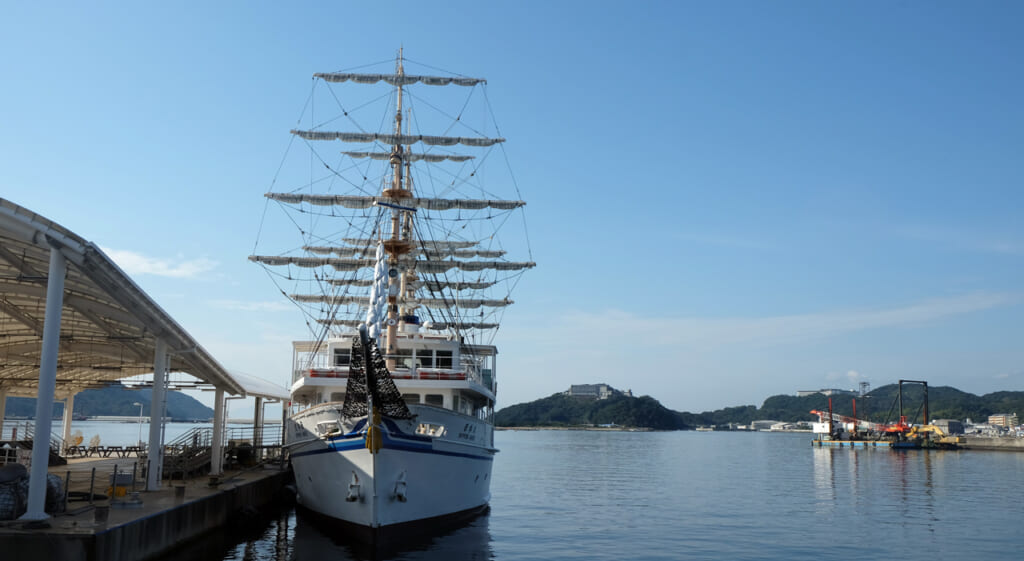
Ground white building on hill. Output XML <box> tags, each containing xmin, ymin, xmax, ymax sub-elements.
<box><xmin>565</xmin><ymin>384</ymin><xmax>633</xmax><ymax>400</ymax></box>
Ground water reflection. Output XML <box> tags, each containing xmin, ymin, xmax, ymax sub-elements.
<box><xmin>153</xmin><ymin>504</ymin><xmax>493</xmax><ymax>561</ymax></box>
<box><xmin>291</xmin><ymin>508</ymin><xmax>494</xmax><ymax>561</ymax></box>
<box><xmin>811</xmin><ymin>447</ymin><xmax>837</xmax><ymax>513</ymax></box>
<box><xmin>811</xmin><ymin>445</ymin><xmax>947</xmax><ymax>538</ymax></box>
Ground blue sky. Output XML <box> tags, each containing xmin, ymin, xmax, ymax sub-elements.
<box><xmin>3</xmin><ymin>2</ymin><xmax>1023</xmax><ymax>416</ymax></box>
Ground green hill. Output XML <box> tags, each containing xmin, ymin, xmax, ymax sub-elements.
<box><xmin>3</xmin><ymin>382</ymin><xmax>214</xmax><ymax>421</ymax></box>
<box><xmin>497</xmin><ymin>383</ymin><xmax>1024</xmax><ymax>430</ymax></box>
<box><xmin>496</xmin><ymin>393</ymin><xmax>687</xmax><ymax>430</ymax></box>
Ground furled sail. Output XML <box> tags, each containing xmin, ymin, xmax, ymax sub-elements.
<box><xmin>248</xmin><ymin>255</ymin><xmax>335</xmax><ymax>268</ymax></box>
<box><xmin>341</xmin><ymin>238</ymin><xmax>480</xmax><ymax>251</ymax></box>
<box><xmin>292</xmin><ymin>294</ymin><xmax>512</xmax><ymax>309</ymax></box>
<box><xmin>265</xmin><ymin>193</ymin><xmax>524</xmax><ymax>211</ymax></box>
<box><xmin>250</xmin><ymin>255</ymin><xmax>535</xmax><ymax>273</ymax></box>
<box><xmin>304</xmin><ymin>245</ymin><xmax>506</xmax><ymax>259</ymax></box>
<box><xmin>320</xmin><ymin>319</ymin><xmax>500</xmax><ymax>330</ymax></box>
<box><xmin>364</xmin><ymin>243</ymin><xmax>389</xmax><ymax>343</ymax></box>
<box><xmin>325</xmin><ymin>278</ymin><xmax>374</xmax><ymax>288</ymax></box>
<box><xmin>325</xmin><ymin>278</ymin><xmax>498</xmax><ymax>291</ymax></box>
<box><xmin>315</xmin><ymin>73</ymin><xmax>484</xmax><ymax>87</ymax></box>
<box><xmin>419</xmin><ymin>280</ymin><xmax>497</xmax><ymax>291</ymax></box>
<box><xmin>343</xmin><ymin>151</ymin><xmax>474</xmax><ymax>163</ymax></box>
<box><xmin>291</xmin><ymin>130</ymin><xmax>504</xmax><ymax>147</ymax></box>
<box><xmin>410</xmin><ymin>260</ymin><xmax>535</xmax><ymax>273</ymax></box>
<box><xmin>420</xmin><ymin>321</ymin><xmax>500</xmax><ymax>330</ymax></box>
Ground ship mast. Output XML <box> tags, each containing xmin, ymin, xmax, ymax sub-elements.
<box><xmin>250</xmin><ymin>53</ymin><xmax>534</xmax><ymax>344</ymax></box>
<box><xmin>384</xmin><ymin>48</ymin><xmax>411</xmax><ymax>366</ymax></box>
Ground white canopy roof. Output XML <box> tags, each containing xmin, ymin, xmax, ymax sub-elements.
<box><xmin>0</xmin><ymin>198</ymin><xmax>282</xmax><ymax>400</ymax></box>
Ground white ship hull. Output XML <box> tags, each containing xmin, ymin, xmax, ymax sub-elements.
<box><xmin>288</xmin><ymin>403</ymin><xmax>496</xmax><ymax>531</ymax></box>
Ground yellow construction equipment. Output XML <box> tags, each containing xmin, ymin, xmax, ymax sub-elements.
<box><xmin>908</xmin><ymin>424</ymin><xmax>964</xmax><ymax>446</ymax></box>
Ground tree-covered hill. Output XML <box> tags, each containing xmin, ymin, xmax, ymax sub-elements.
<box><xmin>495</xmin><ymin>393</ymin><xmax>687</xmax><ymax>430</ymax></box>
<box><xmin>496</xmin><ymin>384</ymin><xmax>1024</xmax><ymax>430</ymax></box>
<box><xmin>3</xmin><ymin>383</ymin><xmax>214</xmax><ymax>421</ymax></box>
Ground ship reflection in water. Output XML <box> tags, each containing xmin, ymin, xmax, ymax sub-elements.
<box><xmin>159</xmin><ymin>505</ymin><xmax>495</xmax><ymax>561</ymax></box>
<box><xmin>293</xmin><ymin>508</ymin><xmax>493</xmax><ymax>561</ymax></box>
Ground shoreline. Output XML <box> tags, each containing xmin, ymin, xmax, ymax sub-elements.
<box><xmin>497</xmin><ymin>426</ymin><xmax>654</xmax><ymax>432</ymax></box>
<box><xmin>496</xmin><ymin>426</ymin><xmax>814</xmax><ymax>433</ymax></box>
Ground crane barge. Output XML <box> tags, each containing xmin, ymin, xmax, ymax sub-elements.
<box><xmin>810</xmin><ymin>380</ymin><xmax>963</xmax><ymax>449</ymax></box>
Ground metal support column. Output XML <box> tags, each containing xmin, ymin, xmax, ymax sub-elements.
<box><xmin>0</xmin><ymin>391</ymin><xmax>7</xmax><ymax>437</ymax></box>
<box><xmin>146</xmin><ymin>338</ymin><xmax>168</xmax><ymax>491</ymax></box>
<box><xmin>252</xmin><ymin>396</ymin><xmax>263</xmax><ymax>460</ymax></box>
<box><xmin>61</xmin><ymin>393</ymin><xmax>75</xmax><ymax>449</ymax></box>
<box><xmin>210</xmin><ymin>388</ymin><xmax>225</xmax><ymax>475</ymax></box>
<box><xmin>20</xmin><ymin>246</ymin><xmax>66</xmax><ymax>521</ymax></box>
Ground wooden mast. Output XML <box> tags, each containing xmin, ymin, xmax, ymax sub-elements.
<box><xmin>384</xmin><ymin>48</ymin><xmax>414</xmax><ymax>367</ymax></box>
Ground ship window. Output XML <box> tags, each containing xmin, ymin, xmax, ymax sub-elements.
<box><xmin>330</xmin><ymin>392</ymin><xmax>345</xmax><ymax>402</ymax></box>
<box><xmin>333</xmin><ymin>349</ymin><xmax>350</xmax><ymax>367</ymax></box>
<box><xmin>394</xmin><ymin>348</ymin><xmax>413</xmax><ymax>369</ymax></box>
<box><xmin>402</xmin><ymin>393</ymin><xmax>420</xmax><ymax>405</ymax></box>
<box><xmin>436</xmin><ymin>350</ymin><xmax>453</xmax><ymax>369</ymax></box>
<box><xmin>416</xmin><ymin>349</ymin><xmax>434</xmax><ymax>368</ymax></box>
<box><xmin>424</xmin><ymin>394</ymin><xmax>444</xmax><ymax>407</ymax></box>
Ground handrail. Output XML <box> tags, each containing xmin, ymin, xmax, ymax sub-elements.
<box><xmin>2</xmin><ymin>420</ymin><xmax>63</xmax><ymax>455</ymax></box>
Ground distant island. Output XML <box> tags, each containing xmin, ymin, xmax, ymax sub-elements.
<box><xmin>2</xmin><ymin>382</ymin><xmax>214</xmax><ymax>421</ymax></box>
<box><xmin>495</xmin><ymin>383</ymin><xmax>1024</xmax><ymax>431</ymax></box>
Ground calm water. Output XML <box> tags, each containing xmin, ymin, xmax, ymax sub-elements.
<box><xmin>169</xmin><ymin>430</ymin><xmax>1021</xmax><ymax>560</ymax></box>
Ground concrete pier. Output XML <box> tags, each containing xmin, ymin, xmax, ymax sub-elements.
<box><xmin>0</xmin><ymin>457</ymin><xmax>291</xmax><ymax>561</ymax></box>
<box><xmin>963</xmin><ymin>436</ymin><xmax>1024</xmax><ymax>451</ymax></box>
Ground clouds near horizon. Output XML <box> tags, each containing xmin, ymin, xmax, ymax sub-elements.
<box><xmin>513</xmin><ymin>291</ymin><xmax>1016</xmax><ymax>351</ymax></box>
<box><xmin>102</xmin><ymin>248</ymin><xmax>218</xmax><ymax>279</ymax></box>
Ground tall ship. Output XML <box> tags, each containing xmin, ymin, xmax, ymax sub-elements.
<box><xmin>250</xmin><ymin>51</ymin><xmax>533</xmax><ymax>538</ymax></box>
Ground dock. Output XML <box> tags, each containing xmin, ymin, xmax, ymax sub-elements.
<box><xmin>962</xmin><ymin>436</ymin><xmax>1024</xmax><ymax>451</ymax></box>
<box><xmin>0</xmin><ymin>455</ymin><xmax>291</xmax><ymax>561</ymax></box>
<box><xmin>0</xmin><ymin>199</ymin><xmax>293</xmax><ymax>559</ymax></box>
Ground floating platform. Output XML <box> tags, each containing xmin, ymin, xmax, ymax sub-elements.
<box><xmin>0</xmin><ymin>456</ymin><xmax>291</xmax><ymax>561</ymax></box>
<box><xmin>812</xmin><ymin>438</ymin><xmax>961</xmax><ymax>450</ymax></box>
<box><xmin>812</xmin><ymin>439</ymin><xmax>894</xmax><ymax>448</ymax></box>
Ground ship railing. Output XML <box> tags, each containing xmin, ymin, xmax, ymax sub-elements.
<box><xmin>305</xmin><ymin>367</ymin><xmax>350</xmax><ymax>378</ymax></box>
<box><xmin>301</xmin><ymin>366</ymin><xmax>474</xmax><ymax>382</ymax></box>
<box><xmin>400</xmin><ymin>369</ymin><xmax>467</xmax><ymax>381</ymax></box>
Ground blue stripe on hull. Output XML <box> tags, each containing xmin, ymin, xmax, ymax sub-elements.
<box><xmin>290</xmin><ymin>431</ymin><xmax>495</xmax><ymax>461</ymax></box>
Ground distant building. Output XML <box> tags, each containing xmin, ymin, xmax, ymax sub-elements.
<box><xmin>565</xmin><ymin>384</ymin><xmax>632</xmax><ymax>400</ymax></box>
<box><xmin>796</xmin><ymin>388</ymin><xmax>857</xmax><ymax>397</ymax></box>
<box><xmin>932</xmin><ymin>419</ymin><xmax>964</xmax><ymax>435</ymax></box>
<box><xmin>965</xmin><ymin>422</ymin><xmax>1002</xmax><ymax>436</ymax></box>
<box><xmin>988</xmin><ymin>413</ymin><xmax>1019</xmax><ymax>428</ymax></box>
<box><xmin>751</xmin><ymin>420</ymin><xmax>782</xmax><ymax>431</ymax></box>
